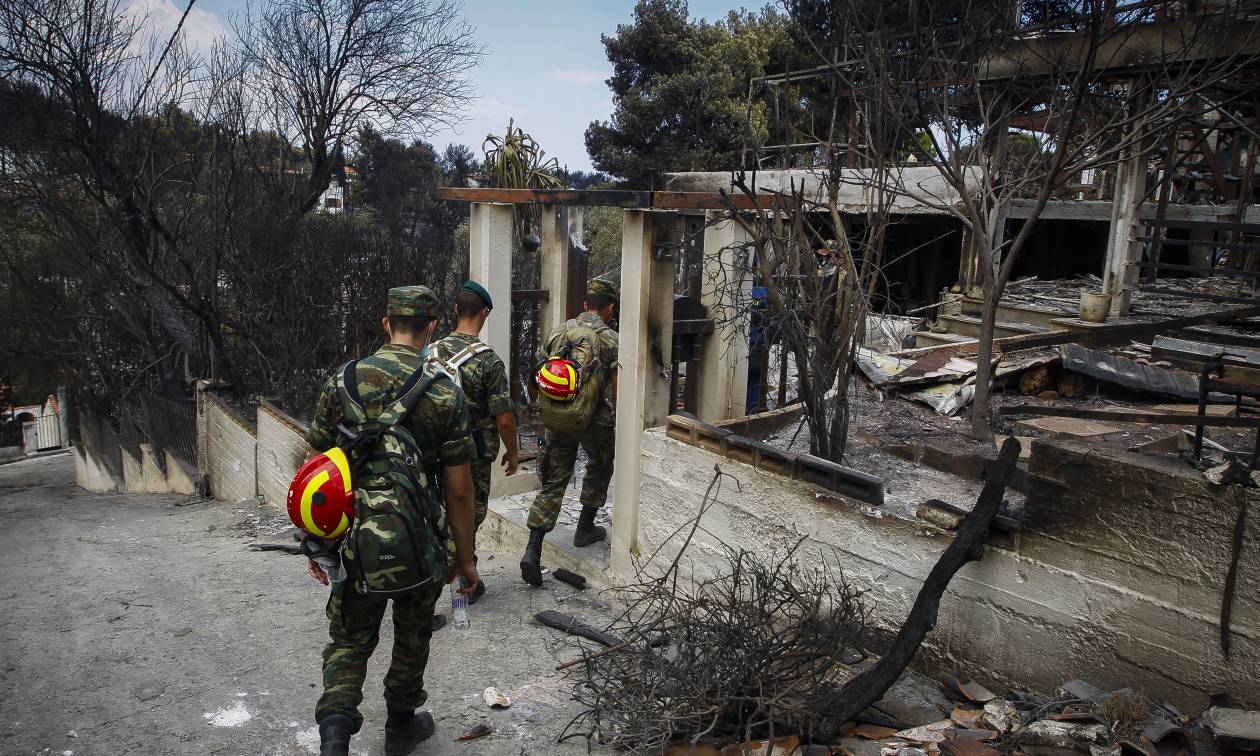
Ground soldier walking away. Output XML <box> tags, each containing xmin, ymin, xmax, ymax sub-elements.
<box><xmin>428</xmin><ymin>279</ymin><xmax>518</xmax><ymax>604</ymax></box>
<box><xmin>303</xmin><ymin>286</ymin><xmax>480</xmax><ymax>756</ymax></box>
<box><xmin>520</xmin><ymin>278</ymin><xmax>619</xmax><ymax>586</ymax></box>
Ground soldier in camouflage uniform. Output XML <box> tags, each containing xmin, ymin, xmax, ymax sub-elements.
<box><xmin>304</xmin><ymin>285</ymin><xmax>480</xmax><ymax>756</ymax></box>
<box><xmin>520</xmin><ymin>278</ymin><xmax>619</xmax><ymax>586</ymax></box>
<box><xmin>429</xmin><ymin>280</ymin><xmax>517</xmax><ymax>603</ymax></box>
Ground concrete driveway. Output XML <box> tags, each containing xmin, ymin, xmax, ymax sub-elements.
<box><xmin>0</xmin><ymin>454</ymin><xmax>613</xmax><ymax>755</ymax></box>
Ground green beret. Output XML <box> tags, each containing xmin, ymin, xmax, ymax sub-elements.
<box><xmin>387</xmin><ymin>285</ymin><xmax>439</xmax><ymax>318</ymax></box>
<box><xmin>460</xmin><ymin>279</ymin><xmax>493</xmax><ymax>310</ymax></box>
<box><xmin>588</xmin><ymin>277</ymin><xmax>619</xmax><ymax>301</ymax></box>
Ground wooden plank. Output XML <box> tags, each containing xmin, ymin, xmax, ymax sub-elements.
<box><xmin>998</xmin><ymin>405</ymin><xmax>1260</xmax><ymax>428</ymax></box>
<box><xmin>436</xmin><ymin>186</ymin><xmax>780</xmax><ymax>210</ymax></box>
<box><xmin>1176</xmin><ymin>327</ymin><xmax>1260</xmax><ymax>350</ymax></box>
<box><xmin>511</xmin><ymin>289</ymin><xmax>550</xmax><ymax>302</ymax></box>
<box><xmin>1135</xmin><ymin>262</ymin><xmax>1260</xmax><ymax>279</ymax></box>
<box><xmin>649</xmin><ymin>190</ymin><xmax>770</xmax><ymax>210</ymax></box>
<box><xmin>437</xmin><ymin>187</ymin><xmax>651</xmax><ymax>207</ymax></box>
<box><xmin>1135</xmin><ymin>237</ymin><xmax>1260</xmax><ymax>251</ymax></box>
<box><xmin>981</xmin><ymin>304</ymin><xmax>1260</xmax><ymax>355</ymax></box>
<box><xmin>1137</xmin><ymin>285</ymin><xmax>1259</xmax><ymax>305</ymax></box>
<box><xmin>1153</xmin><ymin>335</ymin><xmax>1260</xmax><ymax>365</ymax></box>
<box><xmin>1143</xmin><ymin>218</ymin><xmax>1260</xmax><ymax>233</ymax></box>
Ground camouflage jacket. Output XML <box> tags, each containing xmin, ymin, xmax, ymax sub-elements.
<box><xmin>307</xmin><ymin>343</ymin><xmax>476</xmax><ymax>477</ymax></box>
<box><xmin>430</xmin><ymin>332</ymin><xmax>512</xmax><ymax>460</ymax></box>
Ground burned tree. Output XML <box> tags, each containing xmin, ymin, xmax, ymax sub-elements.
<box><xmin>0</xmin><ymin>0</ymin><xmax>238</xmax><ymax>397</ymax></box>
<box><xmin>704</xmin><ymin>22</ymin><xmax>914</xmax><ymax>462</ymax></box>
<box><xmin>789</xmin><ymin>0</ymin><xmax>1260</xmax><ymax>439</ymax></box>
<box><xmin>234</xmin><ymin>0</ymin><xmax>482</xmax><ymax>221</ymax></box>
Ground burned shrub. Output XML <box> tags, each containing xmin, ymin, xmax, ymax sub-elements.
<box><xmin>557</xmin><ymin>537</ymin><xmax>872</xmax><ymax>752</ymax></box>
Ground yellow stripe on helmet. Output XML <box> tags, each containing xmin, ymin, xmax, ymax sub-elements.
<box><xmin>325</xmin><ymin>447</ymin><xmax>352</xmax><ymax>492</ymax></box>
<box><xmin>300</xmin><ymin>469</ymin><xmax>330</xmax><ymax>537</ymax></box>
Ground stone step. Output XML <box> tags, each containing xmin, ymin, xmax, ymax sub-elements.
<box><xmin>938</xmin><ymin>313</ymin><xmax>1051</xmax><ymax>340</ymax></box>
<box><xmin>958</xmin><ymin>297</ymin><xmax>1068</xmax><ymax>331</ymax></box>
<box><xmin>913</xmin><ymin>331</ymin><xmax>976</xmax><ymax>349</ymax></box>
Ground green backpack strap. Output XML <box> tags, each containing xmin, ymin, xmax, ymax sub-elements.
<box><xmin>334</xmin><ymin>360</ymin><xmax>444</xmax><ymax>458</ymax></box>
<box><xmin>378</xmin><ymin>366</ymin><xmax>446</xmax><ymax>427</ymax></box>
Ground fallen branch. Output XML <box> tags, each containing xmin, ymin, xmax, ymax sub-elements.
<box><xmin>814</xmin><ymin>437</ymin><xmax>1022</xmax><ymax>736</ymax></box>
<box><xmin>535</xmin><ymin>610</ymin><xmax>623</xmax><ymax>648</ymax></box>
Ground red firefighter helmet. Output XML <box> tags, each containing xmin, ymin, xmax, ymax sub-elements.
<box><xmin>536</xmin><ymin>358</ymin><xmax>580</xmax><ymax>401</ymax></box>
<box><xmin>287</xmin><ymin>447</ymin><xmax>354</xmax><ymax>540</ymax></box>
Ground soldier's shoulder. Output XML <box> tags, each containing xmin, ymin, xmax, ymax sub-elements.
<box><xmin>420</xmin><ymin>368</ymin><xmax>465</xmax><ymax>409</ymax></box>
<box><xmin>361</xmin><ymin>347</ymin><xmax>422</xmax><ymax>381</ymax></box>
<box><xmin>472</xmin><ymin>346</ymin><xmax>506</xmax><ymax>372</ymax></box>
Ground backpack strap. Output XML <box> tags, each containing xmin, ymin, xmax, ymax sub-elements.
<box><xmin>447</xmin><ymin>342</ymin><xmax>492</xmax><ymax>369</ymax></box>
<box><xmin>378</xmin><ymin>367</ymin><xmax>445</xmax><ymax>428</ymax></box>
<box><xmin>340</xmin><ymin>360</ymin><xmax>363</xmax><ymax>411</ymax></box>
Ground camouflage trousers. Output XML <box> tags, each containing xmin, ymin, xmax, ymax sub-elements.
<box><xmin>527</xmin><ymin>422</ymin><xmax>615</xmax><ymax>532</ymax></box>
<box><xmin>471</xmin><ymin>455</ymin><xmax>492</xmax><ymax>530</ymax></box>
<box><xmin>315</xmin><ymin>580</ymin><xmax>440</xmax><ymax>731</ymax></box>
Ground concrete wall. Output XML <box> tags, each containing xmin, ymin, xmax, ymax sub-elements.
<box><xmin>202</xmin><ymin>393</ymin><xmax>257</xmax><ymax>503</ymax></box>
<box><xmin>634</xmin><ymin>429</ymin><xmax>1258</xmax><ymax>712</ymax></box>
<box><xmin>74</xmin><ymin>445</ymin><xmax>120</xmax><ymax>493</ymax></box>
<box><xmin>256</xmin><ymin>401</ymin><xmax>309</xmax><ymax>507</ymax></box>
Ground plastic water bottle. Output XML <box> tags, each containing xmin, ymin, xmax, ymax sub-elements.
<box><xmin>451</xmin><ymin>578</ymin><xmax>471</xmax><ymax>630</ymax></box>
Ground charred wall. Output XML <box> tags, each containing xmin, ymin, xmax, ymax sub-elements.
<box><xmin>635</xmin><ymin>430</ymin><xmax>1258</xmax><ymax>711</ymax></box>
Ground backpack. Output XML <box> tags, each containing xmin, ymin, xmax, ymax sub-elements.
<box><xmin>333</xmin><ymin>360</ymin><xmax>451</xmax><ymax>597</ymax></box>
<box><xmin>536</xmin><ymin>319</ymin><xmax>607</xmax><ymax>437</ymax></box>
<box><xmin>426</xmin><ymin>339</ymin><xmax>495</xmax><ymax>455</ymax></box>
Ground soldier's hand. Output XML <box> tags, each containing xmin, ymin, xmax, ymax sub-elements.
<box><xmin>307</xmin><ymin>559</ymin><xmax>330</xmax><ymax>586</ymax></box>
<box><xmin>501</xmin><ymin>450</ymin><xmax>518</xmax><ymax>477</ymax></box>
<box><xmin>451</xmin><ymin>560</ymin><xmax>480</xmax><ymax>594</ymax></box>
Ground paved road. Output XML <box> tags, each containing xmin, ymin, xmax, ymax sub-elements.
<box><xmin>0</xmin><ymin>455</ymin><xmax>613</xmax><ymax>755</ymax></box>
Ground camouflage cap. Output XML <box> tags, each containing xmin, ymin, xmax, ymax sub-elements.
<box><xmin>387</xmin><ymin>285</ymin><xmax>440</xmax><ymax>318</ymax></box>
<box><xmin>588</xmin><ymin>277</ymin><xmax>619</xmax><ymax>302</ymax></box>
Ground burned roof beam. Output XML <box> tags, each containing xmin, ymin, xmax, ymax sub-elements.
<box><xmin>436</xmin><ymin>186</ymin><xmax>782</xmax><ymax>210</ymax></box>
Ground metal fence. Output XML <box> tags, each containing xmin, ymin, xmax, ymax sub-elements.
<box><xmin>107</xmin><ymin>394</ymin><xmax>199</xmax><ymax>473</ymax></box>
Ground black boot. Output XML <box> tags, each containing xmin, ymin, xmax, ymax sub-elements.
<box><xmin>318</xmin><ymin>714</ymin><xmax>353</xmax><ymax>756</ymax></box>
<box><xmin>573</xmin><ymin>507</ymin><xmax>607</xmax><ymax>547</ymax></box>
<box><xmin>384</xmin><ymin>706</ymin><xmax>435</xmax><ymax>756</ymax></box>
<box><xmin>519</xmin><ymin>527</ymin><xmax>546</xmax><ymax>587</ymax></box>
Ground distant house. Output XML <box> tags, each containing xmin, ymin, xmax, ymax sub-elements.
<box><xmin>318</xmin><ymin>174</ymin><xmax>345</xmax><ymax>214</ymax></box>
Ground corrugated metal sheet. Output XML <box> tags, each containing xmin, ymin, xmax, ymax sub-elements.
<box><xmin>1061</xmin><ymin>344</ymin><xmax>1229</xmax><ymax>401</ymax></box>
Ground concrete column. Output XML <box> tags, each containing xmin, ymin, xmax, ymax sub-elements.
<box><xmin>694</xmin><ymin>212</ymin><xmax>752</xmax><ymax>423</ymax></box>
<box><xmin>643</xmin><ymin>218</ymin><xmax>677</xmax><ymax>429</ymax></box>
<box><xmin>470</xmin><ymin>202</ymin><xmax>525</xmax><ymax>499</ymax></box>
<box><xmin>1101</xmin><ymin>150</ymin><xmax>1147</xmax><ymax>316</ymax></box>
<box><xmin>139</xmin><ymin>443</ymin><xmax>170</xmax><ymax>493</ymax></box>
<box><xmin>1102</xmin><ymin>86</ymin><xmax>1149</xmax><ymax>317</ymax></box>
<box><xmin>611</xmin><ymin>210</ymin><xmax>657</xmax><ymax>577</ymax></box>
<box><xmin>469</xmin><ymin>202</ymin><xmax>514</xmax><ymax>359</ymax></box>
<box><xmin>121</xmin><ymin>446</ymin><xmax>144</xmax><ymax>493</ymax></box>
<box><xmin>539</xmin><ymin>204</ymin><xmax>569</xmax><ymax>335</ymax></box>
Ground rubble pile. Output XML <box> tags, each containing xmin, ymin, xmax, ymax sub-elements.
<box><xmin>837</xmin><ymin>675</ymin><xmax>1260</xmax><ymax>756</ymax></box>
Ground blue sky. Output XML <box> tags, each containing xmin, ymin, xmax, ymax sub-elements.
<box><xmin>184</xmin><ymin>0</ymin><xmax>755</xmax><ymax>172</ymax></box>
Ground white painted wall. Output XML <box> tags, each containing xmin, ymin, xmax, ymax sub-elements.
<box><xmin>256</xmin><ymin>401</ymin><xmax>309</xmax><ymax>508</ymax></box>
<box><xmin>202</xmin><ymin>394</ymin><xmax>257</xmax><ymax>503</ymax></box>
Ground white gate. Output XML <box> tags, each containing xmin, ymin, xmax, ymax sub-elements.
<box><xmin>22</xmin><ymin>413</ymin><xmax>62</xmax><ymax>452</ymax></box>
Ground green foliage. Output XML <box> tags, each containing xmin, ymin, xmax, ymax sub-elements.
<box><xmin>583</xmin><ymin>206</ymin><xmax>624</xmax><ymax>279</ymax></box>
<box><xmin>483</xmin><ymin>119</ymin><xmax>565</xmax><ymax>191</ymax></box>
<box><xmin>585</xmin><ymin>0</ymin><xmax>792</xmax><ymax>187</ymax></box>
